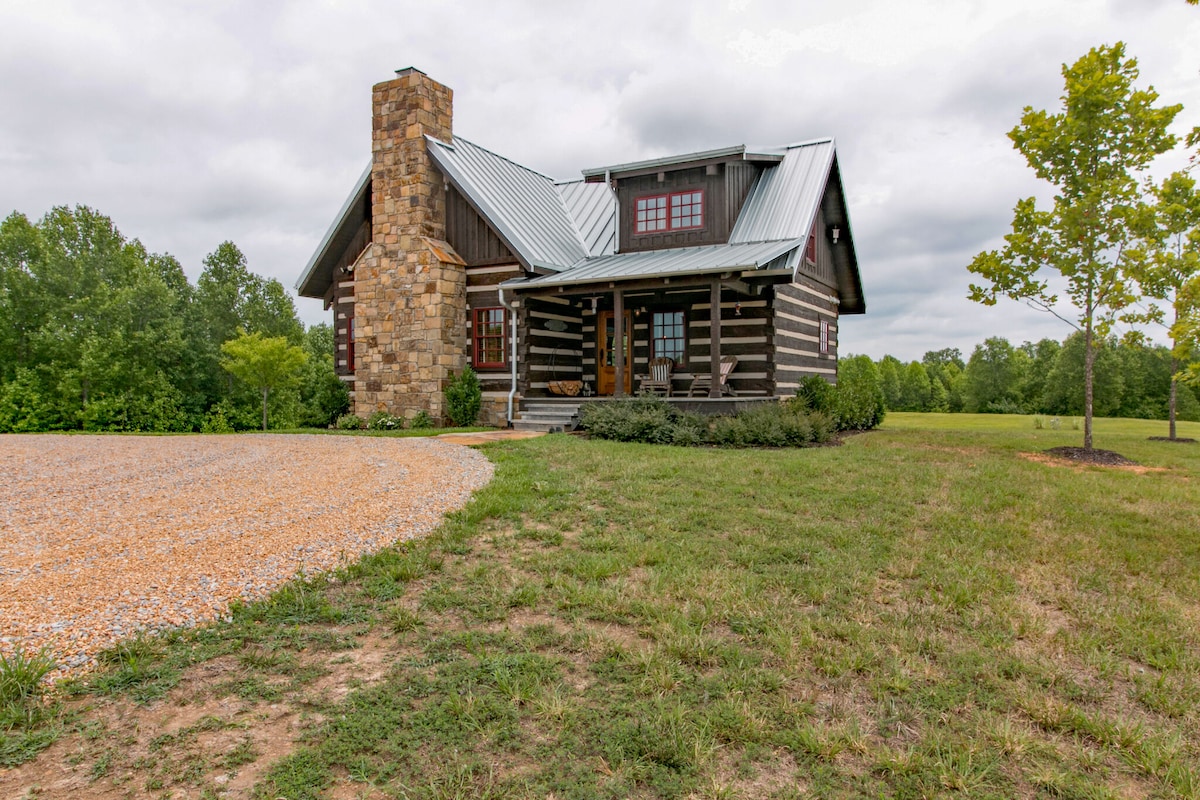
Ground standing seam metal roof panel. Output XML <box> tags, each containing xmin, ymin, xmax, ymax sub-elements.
<box><xmin>503</xmin><ymin>239</ymin><xmax>805</xmax><ymax>290</ymax></box>
<box><xmin>729</xmin><ymin>139</ymin><xmax>836</xmax><ymax>244</ymax></box>
<box><xmin>554</xmin><ymin>180</ymin><xmax>617</xmax><ymax>257</ymax></box>
<box><xmin>426</xmin><ymin>136</ymin><xmax>588</xmax><ymax>271</ymax></box>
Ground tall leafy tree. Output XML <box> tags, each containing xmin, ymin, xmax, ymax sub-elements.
<box><xmin>220</xmin><ymin>331</ymin><xmax>308</xmax><ymax>431</ymax></box>
<box><xmin>968</xmin><ymin>43</ymin><xmax>1181</xmax><ymax>448</ymax></box>
<box><xmin>1043</xmin><ymin>333</ymin><xmax>1126</xmax><ymax>418</ymax></box>
<box><xmin>1017</xmin><ymin>338</ymin><xmax>1062</xmax><ymax>414</ymax></box>
<box><xmin>964</xmin><ymin>337</ymin><xmax>1024</xmax><ymax>413</ymax></box>
<box><xmin>1126</xmin><ymin>171</ymin><xmax>1200</xmax><ymax>439</ymax></box>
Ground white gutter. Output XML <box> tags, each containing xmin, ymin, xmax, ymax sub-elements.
<box><xmin>498</xmin><ymin>286</ymin><xmax>518</xmax><ymax>426</ymax></box>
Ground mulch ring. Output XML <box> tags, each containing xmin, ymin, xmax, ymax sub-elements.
<box><xmin>1043</xmin><ymin>446</ymin><xmax>1137</xmax><ymax>466</ymax></box>
<box><xmin>1021</xmin><ymin>447</ymin><xmax>1166</xmax><ymax>474</ymax></box>
<box><xmin>1148</xmin><ymin>436</ymin><xmax>1197</xmax><ymax>444</ymax></box>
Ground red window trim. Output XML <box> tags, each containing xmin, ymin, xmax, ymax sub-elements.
<box><xmin>633</xmin><ymin>189</ymin><xmax>705</xmax><ymax>235</ymax></box>
<box><xmin>806</xmin><ymin>232</ymin><xmax>816</xmax><ymax>263</ymax></box>
<box><xmin>472</xmin><ymin>306</ymin><xmax>508</xmax><ymax>369</ymax></box>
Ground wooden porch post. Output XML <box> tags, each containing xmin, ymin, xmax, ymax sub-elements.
<box><xmin>614</xmin><ymin>288</ymin><xmax>625</xmax><ymax>398</ymax></box>
<box><xmin>709</xmin><ymin>279</ymin><xmax>722</xmax><ymax>398</ymax></box>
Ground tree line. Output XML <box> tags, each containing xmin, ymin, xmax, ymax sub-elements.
<box><xmin>0</xmin><ymin>206</ymin><xmax>348</xmax><ymax>433</ymax></box>
<box><xmin>870</xmin><ymin>335</ymin><xmax>1200</xmax><ymax>422</ymax></box>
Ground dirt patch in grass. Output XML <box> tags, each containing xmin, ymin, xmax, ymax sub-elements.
<box><xmin>1148</xmin><ymin>436</ymin><xmax>1197</xmax><ymax>443</ymax></box>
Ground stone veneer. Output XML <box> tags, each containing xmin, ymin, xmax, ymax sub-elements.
<box><xmin>352</xmin><ymin>68</ymin><xmax>468</xmax><ymax>423</ymax></box>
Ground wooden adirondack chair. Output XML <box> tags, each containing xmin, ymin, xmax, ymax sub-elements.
<box><xmin>687</xmin><ymin>355</ymin><xmax>739</xmax><ymax>397</ymax></box>
<box><xmin>639</xmin><ymin>357</ymin><xmax>675</xmax><ymax>396</ymax></box>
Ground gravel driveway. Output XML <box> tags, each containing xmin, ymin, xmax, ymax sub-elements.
<box><xmin>0</xmin><ymin>434</ymin><xmax>493</xmax><ymax>675</ymax></box>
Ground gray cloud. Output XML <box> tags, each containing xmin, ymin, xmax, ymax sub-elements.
<box><xmin>2</xmin><ymin>0</ymin><xmax>1196</xmax><ymax>363</ymax></box>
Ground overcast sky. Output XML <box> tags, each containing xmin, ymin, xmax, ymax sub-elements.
<box><xmin>2</xmin><ymin>0</ymin><xmax>1197</xmax><ymax>361</ymax></box>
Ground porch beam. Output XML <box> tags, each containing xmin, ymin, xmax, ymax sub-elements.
<box><xmin>709</xmin><ymin>279</ymin><xmax>722</xmax><ymax>398</ymax></box>
<box><xmin>614</xmin><ymin>288</ymin><xmax>625</xmax><ymax>398</ymax></box>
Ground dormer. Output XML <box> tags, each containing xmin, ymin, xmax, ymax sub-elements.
<box><xmin>581</xmin><ymin>145</ymin><xmax>786</xmax><ymax>254</ymax></box>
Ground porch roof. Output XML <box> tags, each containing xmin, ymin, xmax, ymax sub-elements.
<box><xmin>500</xmin><ymin>238</ymin><xmax>805</xmax><ymax>292</ymax></box>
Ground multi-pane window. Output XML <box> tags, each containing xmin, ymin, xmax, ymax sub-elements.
<box><xmin>635</xmin><ymin>190</ymin><xmax>704</xmax><ymax>234</ymax></box>
<box><xmin>670</xmin><ymin>191</ymin><xmax>703</xmax><ymax>230</ymax></box>
<box><xmin>347</xmin><ymin>316</ymin><xmax>355</xmax><ymax>372</ymax></box>
<box><xmin>473</xmin><ymin>307</ymin><xmax>507</xmax><ymax>368</ymax></box>
<box><xmin>635</xmin><ymin>195</ymin><xmax>668</xmax><ymax>233</ymax></box>
<box><xmin>652</xmin><ymin>310</ymin><xmax>686</xmax><ymax>363</ymax></box>
<box><xmin>819</xmin><ymin>320</ymin><xmax>830</xmax><ymax>355</ymax></box>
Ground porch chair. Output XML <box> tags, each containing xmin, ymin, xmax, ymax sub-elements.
<box><xmin>639</xmin><ymin>357</ymin><xmax>675</xmax><ymax>396</ymax></box>
<box><xmin>687</xmin><ymin>355</ymin><xmax>739</xmax><ymax>397</ymax></box>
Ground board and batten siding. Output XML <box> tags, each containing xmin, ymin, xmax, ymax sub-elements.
<box><xmin>445</xmin><ymin>186</ymin><xmax>517</xmax><ymax>265</ymax></box>
<box><xmin>615</xmin><ymin>161</ymin><xmax>761</xmax><ymax>253</ymax></box>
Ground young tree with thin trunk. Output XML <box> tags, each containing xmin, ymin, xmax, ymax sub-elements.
<box><xmin>220</xmin><ymin>331</ymin><xmax>308</xmax><ymax>431</ymax></box>
<box><xmin>968</xmin><ymin>43</ymin><xmax>1180</xmax><ymax>449</ymax></box>
<box><xmin>1126</xmin><ymin>171</ymin><xmax>1200</xmax><ymax>440</ymax></box>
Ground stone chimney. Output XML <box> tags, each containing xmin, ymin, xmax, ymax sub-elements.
<box><xmin>352</xmin><ymin>68</ymin><xmax>468</xmax><ymax>422</ymax></box>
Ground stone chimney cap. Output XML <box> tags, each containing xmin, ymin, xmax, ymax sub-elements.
<box><xmin>394</xmin><ymin>67</ymin><xmax>426</xmax><ymax>78</ymax></box>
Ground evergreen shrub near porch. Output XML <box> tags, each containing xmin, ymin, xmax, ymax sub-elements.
<box><xmin>580</xmin><ymin>396</ymin><xmax>837</xmax><ymax>447</ymax></box>
<box><xmin>580</xmin><ymin>367</ymin><xmax>885</xmax><ymax>447</ymax></box>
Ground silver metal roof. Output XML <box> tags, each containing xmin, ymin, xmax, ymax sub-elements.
<box><xmin>554</xmin><ymin>180</ymin><xmax>616</xmax><ymax>257</ymax></box>
<box><xmin>581</xmin><ymin>144</ymin><xmax>786</xmax><ymax>178</ymax></box>
<box><xmin>504</xmin><ymin>239</ymin><xmax>804</xmax><ymax>290</ymax></box>
<box><xmin>426</xmin><ymin>136</ymin><xmax>588</xmax><ymax>271</ymax></box>
<box><xmin>730</xmin><ymin>139</ymin><xmax>835</xmax><ymax>244</ymax></box>
<box><xmin>295</xmin><ymin>163</ymin><xmax>371</xmax><ymax>297</ymax></box>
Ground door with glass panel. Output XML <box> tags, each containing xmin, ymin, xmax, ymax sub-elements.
<box><xmin>596</xmin><ymin>310</ymin><xmax>632</xmax><ymax>395</ymax></box>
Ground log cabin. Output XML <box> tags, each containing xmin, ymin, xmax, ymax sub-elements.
<box><xmin>296</xmin><ymin>68</ymin><xmax>865</xmax><ymax>429</ymax></box>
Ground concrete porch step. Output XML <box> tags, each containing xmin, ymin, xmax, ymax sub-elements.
<box><xmin>514</xmin><ymin>403</ymin><xmax>581</xmax><ymax>433</ymax></box>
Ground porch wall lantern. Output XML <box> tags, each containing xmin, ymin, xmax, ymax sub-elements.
<box><xmin>828</xmin><ymin>224</ymin><xmax>841</xmax><ymax>245</ymax></box>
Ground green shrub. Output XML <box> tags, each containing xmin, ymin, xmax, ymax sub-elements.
<box><xmin>444</xmin><ymin>367</ymin><xmax>483</xmax><ymax>426</ymax></box>
<box><xmin>335</xmin><ymin>413</ymin><xmax>365</xmax><ymax>430</ymax></box>
<box><xmin>794</xmin><ymin>375</ymin><xmax>837</xmax><ymax>415</ymax></box>
<box><xmin>0</xmin><ymin>368</ymin><xmax>53</xmax><ymax>432</ymax></box>
<box><xmin>411</xmin><ymin>410</ymin><xmax>436</xmax><ymax>429</ymax></box>
<box><xmin>808</xmin><ymin>411</ymin><xmax>834</xmax><ymax>441</ymax></box>
<box><xmin>367</xmin><ymin>410</ymin><xmax>404</xmax><ymax>431</ymax></box>
<box><xmin>711</xmin><ymin>403</ymin><xmax>820</xmax><ymax>447</ymax></box>
<box><xmin>670</xmin><ymin>412</ymin><xmax>710</xmax><ymax>446</ymax></box>
<box><xmin>833</xmin><ymin>356</ymin><xmax>886</xmax><ymax>431</ymax></box>
<box><xmin>581</xmin><ymin>397</ymin><xmax>834</xmax><ymax>448</ymax></box>
<box><xmin>201</xmin><ymin>404</ymin><xmax>235</xmax><ymax>434</ymax></box>
<box><xmin>579</xmin><ymin>395</ymin><xmax>681</xmax><ymax>444</ymax></box>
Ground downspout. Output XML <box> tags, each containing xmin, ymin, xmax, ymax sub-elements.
<box><xmin>499</xmin><ymin>286</ymin><xmax>517</xmax><ymax>426</ymax></box>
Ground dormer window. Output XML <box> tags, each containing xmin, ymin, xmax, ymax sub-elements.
<box><xmin>635</xmin><ymin>190</ymin><xmax>704</xmax><ymax>234</ymax></box>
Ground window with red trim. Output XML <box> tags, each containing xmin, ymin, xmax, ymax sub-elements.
<box><xmin>806</xmin><ymin>232</ymin><xmax>816</xmax><ymax>263</ymax></box>
<box><xmin>473</xmin><ymin>307</ymin><xmax>508</xmax><ymax>368</ymax></box>
<box><xmin>634</xmin><ymin>190</ymin><xmax>704</xmax><ymax>234</ymax></box>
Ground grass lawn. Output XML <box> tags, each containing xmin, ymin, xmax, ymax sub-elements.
<box><xmin>5</xmin><ymin>413</ymin><xmax>1200</xmax><ymax>798</ymax></box>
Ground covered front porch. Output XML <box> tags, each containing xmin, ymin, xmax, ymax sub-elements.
<box><xmin>508</xmin><ymin>242</ymin><xmax>804</xmax><ymax>402</ymax></box>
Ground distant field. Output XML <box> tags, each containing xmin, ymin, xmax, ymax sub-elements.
<box><xmin>3</xmin><ymin>415</ymin><xmax>1199</xmax><ymax>799</ymax></box>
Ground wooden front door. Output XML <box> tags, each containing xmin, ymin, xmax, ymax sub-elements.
<box><xmin>597</xmin><ymin>310</ymin><xmax>633</xmax><ymax>395</ymax></box>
